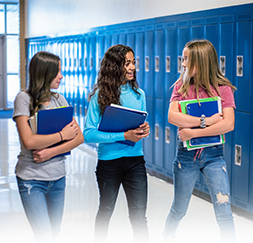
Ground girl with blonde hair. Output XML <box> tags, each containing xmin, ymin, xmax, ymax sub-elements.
<box><xmin>164</xmin><ymin>40</ymin><xmax>236</xmax><ymax>243</ymax></box>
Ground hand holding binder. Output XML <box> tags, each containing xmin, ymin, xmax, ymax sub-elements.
<box><xmin>29</xmin><ymin>106</ymin><xmax>74</xmax><ymax>157</ymax></box>
<box><xmin>179</xmin><ymin>97</ymin><xmax>225</xmax><ymax>150</ymax></box>
<box><xmin>98</xmin><ymin>104</ymin><xmax>148</xmax><ymax>146</ymax></box>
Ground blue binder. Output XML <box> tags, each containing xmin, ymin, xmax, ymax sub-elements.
<box><xmin>98</xmin><ymin>104</ymin><xmax>148</xmax><ymax>146</ymax></box>
<box><xmin>37</xmin><ymin>106</ymin><xmax>74</xmax><ymax>157</ymax></box>
<box><xmin>186</xmin><ymin>100</ymin><xmax>223</xmax><ymax>146</ymax></box>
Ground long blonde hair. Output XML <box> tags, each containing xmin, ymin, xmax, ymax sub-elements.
<box><xmin>177</xmin><ymin>39</ymin><xmax>236</xmax><ymax>99</ymax></box>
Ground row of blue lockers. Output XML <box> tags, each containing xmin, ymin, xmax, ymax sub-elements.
<box><xmin>26</xmin><ymin>3</ymin><xmax>253</xmax><ymax>216</ymax></box>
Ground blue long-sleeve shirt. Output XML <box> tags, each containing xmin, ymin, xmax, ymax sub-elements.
<box><xmin>83</xmin><ymin>83</ymin><xmax>147</xmax><ymax>160</ymax></box>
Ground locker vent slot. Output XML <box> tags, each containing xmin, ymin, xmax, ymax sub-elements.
<box><xmin>235</xmin><ymin>144</ymin><xmax>242</xmax><ymax>166</ymax></box>
<box><xmin>166</xmin><ymin>56</ymin><xmax>171</xmax><ymax>73</ymax></box>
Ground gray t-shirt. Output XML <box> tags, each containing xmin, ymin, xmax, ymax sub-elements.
<box><xmin>13</xmin><ymin>91</ymin><xmax>69</xmax><ymax>181</ymax></box>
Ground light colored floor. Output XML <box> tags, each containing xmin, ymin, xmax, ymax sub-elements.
<box><xmin>0</xmin><ymin>118</ymin><xmax>252</xmax><ymax>243</ymax></box>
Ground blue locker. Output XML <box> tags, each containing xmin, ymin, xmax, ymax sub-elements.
<box><xmin>127</xmin><ymin>28</ymin><xmax>135</xmax><ymax>51</ymax></box>
<box><xmin>154</xmin><ymin>98</ymin><xmax>164</xmax><ymax>174</ymax></box>
<box><xmin>104</xmin><ymin>31</ymin><xmax>112</xmax><ymax>52</ymax></box>
<box><xmin>119</xmin><ymin>29</ymin><xmax>126</xmax><ymax>44</ymax></box>
<box><xmin>89</xmin><ymin>33</ymin><xmax>96</xmax><ymax>91</ymax></box>
<box><xmin>165</xmin><ymin>24</ymin><xmax>177</xmax><ymax>101</ymax></box>
<box><xmin>235</xmin><ymin>19</ymin><xmax>252</xmax><ymax>113</ymax></box>
<box><xmin>144</xmin><ymin>25</ymin><xmax>154</xmax><ymax>98</ymax></box>
<box><xmin>204</xmin><ymin>17</ymin><xmax>219</xmax><ymax>51</ymax></box>
<box><xmin>154</xmin><ymin>24</ymin><xmax>165</xmax><ymax>99</ymax></box>
<box><xmin>111</xmin><ymin>30</ymin><xmax>118</xmax><ymax>46</ymax></box>
<box><xmin>164</xmin><ymin>100</ymin><xmax>176</xmax><ymax>179</ymax></box>
<box><xmin>164</xmin><ymin>25</ymin><xmax>177</xmax><ymax>178</ymax></box>
<box><xmin>97</xmin><ymin>32</ymin><xmax>105</xmax><ymax>71</ymax></box>
<box><xmin>190</xmin><ymin>19</ymin><xmax>204</xmax><ymax>39</ymax></box>
<box><xmin>219</xmin><ymin>16</ymin><xmax>235</xmax><ymax>191</ymax></box>
<box><xmin>135</xmin><ymin>28</ymin><xmax>144</xmax><ymax>90</ymax></box>
<box><xmin>143</xmin><ymin>97</ymin><xmax>154</xmax><ymax>168</ymax></box>
<box><xmin>177</xmin><ymin>22</ymin><xmax>190</xmax><ymax>77</ymax></box>
<box><xmin>232</xmin><ymin>112</ymin><xmax>251</xmax><ymax>211</ymax></box>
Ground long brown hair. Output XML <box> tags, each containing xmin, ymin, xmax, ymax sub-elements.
<box><xmin>177</xmin><ymin>39</ymin><xmax>236</xmax><ymax>99</ymax></box>
<box><xmin>27</xmin><ymin>51</ymin><xmax>60</xmax><ymax>116</ymax></box>
<box><xmin>89</xmin><ymin>44</ymin><xmax>140</xmax><ymax>115</ymax></box>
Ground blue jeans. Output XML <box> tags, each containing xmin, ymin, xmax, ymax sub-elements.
<box><xmin>16</xmin><ymin>176</ymin><xmax>66</xmax><ymax>243</ymax></box>
<box><xmin>164</xmin><ymin>141</ymin><xmax>236</xmax><ymax>243</ymax></box>
<box><xmin>95</xmin><ymin>156</ymin><xmax>149</xmax><ymax>243</ymax></box>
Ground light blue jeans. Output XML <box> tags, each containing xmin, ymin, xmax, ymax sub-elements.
<box><xmin>16</xmin><ymin>176</ymin><xmax>66</xmax><ymax>243</ymax></box>
<box><xmin>164</xmin><ymin>140</ymin><xmax>236</xmax><ymax>243</ymax></box>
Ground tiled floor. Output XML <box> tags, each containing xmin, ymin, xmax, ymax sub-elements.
<box><xmin>0</xmin><ymin>118</ymin><xmax>252</xmax><ymax>243</ymax></box>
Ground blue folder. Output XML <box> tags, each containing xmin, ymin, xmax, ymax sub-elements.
<box><xmin>98</xmin><ymin>104</ymin><xmax>148</xmax><ymax>146</ymax></box>
<box><xmin>186</xmin><ymin>100</ymin><xmax>223</xmax><ymax>146</ymax></box>
<box><xmin>37</xmin><ymin>106</ymin><xmax>74</xmax><ymax>157</ymax></box>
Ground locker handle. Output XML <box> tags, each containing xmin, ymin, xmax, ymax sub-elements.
<box><xmin>235</xmin><ymin>144</ymin><xmax>242</xmax><ymax>166</ymax></box>
<box><xmin>236</xmin><ymin>56</ymin><xmax>243</xmax><ymax>77</ymax></box>
<box><xmin>155</xmin><ymin>56</ymin><xmax>159</xmax><ymax>72</ymax></box>
<box><xmin>136</xmin><ymin>57</ymin><xmax>140</xmax><ymax>72</ymax></box>
<box><xmin>165</xmin><ymin>126</ymin><xmax>170</xmax><ymax>144</ymax></box>
<box><xmin>220</xmin><ymin>56</ymin><xmax>226</xmax><ymax>76</ymax></box>
<box><xmin>155</xmin><ymin>124</ymin><xmax>159</xmax><ymax>140</ymax></box>
<box><xmin>178</xmin><ymin>56</ymin><xmax>182</xmax><ymax>73</ymax></box>
<box><xmin>166</xmin><ymin>56</ymin><xmax>171</xmax><ymax>73</ymax></box>
<box><xmin>145</xmin><ymin>56</ymin><xmax>149</xmax><ymax>72</ymax></box>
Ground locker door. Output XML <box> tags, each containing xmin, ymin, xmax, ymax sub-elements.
<box><xmin>97</xmin><ymin>32</ymin><xmax>105</xmax><ymax>71</ymax></box>
<box><xmin>204</xmin><ymin>17</ymin><xmax>219</xmax><ymax>52</ymax></box>
<box><xmin>127</xmin><ymin>28</ymin><xmax>135</xmax><ymax>51</ymax></box>
<box><xmin>144</xmin><ymin>25</ymin><xmax>154</xmax><ymax>98</ymax></box>
<box><xmin>154</xmin><ymin>24</ymin><xmax>165</xmax><ymax>100</ymax></box>
<box><xmin>83</xmin><ymin>35</ymin><xmax>90</xmax><ymax>113</ymax></box>
<box><xmin>111</xmin><ymin>30</ymin><xmax>118</xmax><ymax>46</ymax></box>
<box><xmin>104</xmin><ymin>31</ymin><xmax>112</xmax><ymax>53</ymax></box>
<box><xmin>201</xmin><ymin>17</ymin><xmax>220</xmax><ymax>194</ymax></box>
<box><xmin>119</xmin><ymin>29</ymin><xmax>126</xmax><ymax>45</ymax></box>
<box><xmin>235</xmin><ymin>20</ymin><xmax>252</xmax><ymax>113</ymax></box>
<box><xmin>143</xmin><ymin>25</ymin><xmax>154</xmax><ymax>167</ymax></box>
<box><xmin>177</xmin><ymin>21</ymin><xmax>190</xmax><ymax>78</ymax></box>
<box><xmin>144</xmin><ymin>97</ymin><xmax>154</xmax><ymax>169</ymax></box>
<box><xmin>190</xmin><ymin>19</ymin><xmax>204</xmax><ymax>39</ymax></box>
<box><xmin>232</xmin><ymin>112</ymin><xmax>251</xmax><ymax>211</ymax></box>
<box><xmin>135</xmin><ymin>28</ymin><xmax>144</xmax><ymax>90</ymax></box>
<box><xmin>219</xmin><ymin>16</ymin><xmax>235</xmax><ymax>191</ymax></box>
<box><xmin>154</xmin><ymin>24</ymin><xmax>165</xmax><ymax>174</ymax></box>
<box><xmin>232</xmin><ymin>15</ymin><xmax>253</xmax><ymax>212</ymax></box>
<box><xmin>164</xmin><ymin>25</ymin><xmax>177</xmax><ymax>178</ymax></box>
<box><xmin>89</xmin><ymin>33</ymin><xmax>96</xmax><ymax>91</ymax></box>
<box><xmin>154</xmin><ymin>98</ymin><xmax>164</xmax><ymax>173</ymax></box>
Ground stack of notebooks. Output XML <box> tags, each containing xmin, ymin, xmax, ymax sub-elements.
<box><xmin>29</xmin><ymin>106</ymin><xmax>74</xmax><ymax>157</ymax></box>
<box><xmin>179</xmin><ymin>96</ymin><xmax>225</xmax><ymax>150</ymax></box>
<box><xmin>98</xmin><ymin>104</ymin><xmax>148</xmax><ymax>146</ymax></box>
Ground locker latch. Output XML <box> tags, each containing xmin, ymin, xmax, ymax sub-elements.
<box><xmin>178</xmin><ymin>56</ymin><xmax>182</xmax><ymax>73</ymax></box>
<box><xmin>165</xmin><ymin>126</ymin><xmax>170</xmax><ymax>144</ymax></box>
<box><xmin>155</xmin><ymin>124</ymin><xmax>159</xmax><ymax>140</ymax></box>
<box><xmin>235</xmin><ymin>144</ymin><xmax>242</xmax><ymax>166</ymax></box>
<box><xmin>236</xmin><ymin>56</ymin><xmax>243</xmax><ymax>77</ymax></box>
<box><xmin>166</xmin><ymin>56</ymin><xmax>171</xmax><ymax>73</ymax></box>
<box><xmin>220</xmin><ymin>56</ymin><xmax>226</xmax><ymax>76</ymax></box>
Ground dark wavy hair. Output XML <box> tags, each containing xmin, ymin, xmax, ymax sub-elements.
<box><xmin>89</xmin><ymin>44</ymin><xmax>140</xmax><ymax>115</ymax></box>
<box><xmin>27</xmin><ymin>51</ymin><xmax>60</xmax><ymax>116</ymax></box>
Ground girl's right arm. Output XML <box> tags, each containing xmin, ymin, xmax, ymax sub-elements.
<box><xmin>15</xmin><ymin>115</ymin><xmax>78</xmax><ymax>150</ymax></box>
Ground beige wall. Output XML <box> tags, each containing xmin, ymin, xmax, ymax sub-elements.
<box><xmin>25</xmin><ymin>0</ymin><xmax>252</xmax><ymax>38</ymax></box>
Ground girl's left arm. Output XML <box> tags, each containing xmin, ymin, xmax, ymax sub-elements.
<box><xmin>33</xmin><ymin>117</ymin><xmax>84</xmax><ymax>163</ymax></box>
<box><xmin>179</xmin><ymin>107</ymin><xmax>234</xmax><ymax>141</ymax></box>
